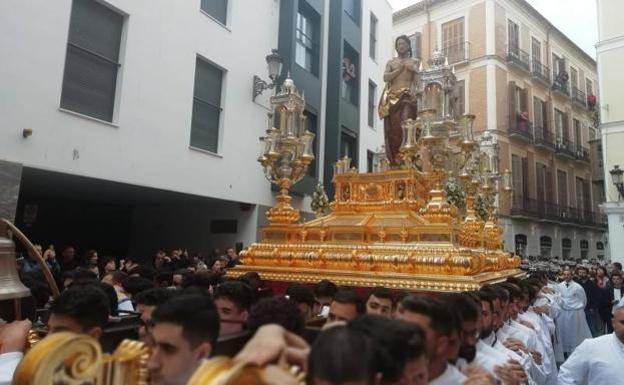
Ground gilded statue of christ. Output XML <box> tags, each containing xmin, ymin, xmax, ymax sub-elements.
<box><xmin>378</xmin><ymin>35</ymin><xmax>420</xmax><ymax>166</ymax></box>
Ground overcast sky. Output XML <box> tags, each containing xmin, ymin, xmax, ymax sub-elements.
<box><xmin>387</xmin><ymin>0</ymin><xmax>598</xmax><ymax>58</ymax></box>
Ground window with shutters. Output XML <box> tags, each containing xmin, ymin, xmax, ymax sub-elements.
<box><xmin>575</xmin><ymin>177</ymin><xmax>584</xmax><ymax>210</ymax></box>
<box><xmin>552</xmin><ymin>53</ymin><xmax>564</xmax><ymax>77</ymax></box>
<box><xmin>508</xmin><ymin>20</ymin><xmax>519</xmax><ymax>52</ymax></box>
<box><xmin>570</xmin><ymin>67</ymin><xmax>578</xmax><ymax>88</ymax></box>
<box><xmin>515</xmin><ymin>234</ymin><xmax>527</xmax><ymax>257</ymax></box>
<box><xmin>190</xmin><ymin>58</ymin><xmax>224</xmax><ymax>153</ymax></box>
<box><xmin>573</xmin><ymin>118</ymin><xmax>581</xmax><ymax>148</ymax></box>
<box><xmin>557</xmin><ymin>169</ymin><xmax>568</xmax><ymax>208</ymax></box>
<box><xmin>341</xmin><ymin>128</ymin><xmax>357</xmax><ymax>167</ymax></box>
<box><xmin>369</xmin><ymin>13</ymin><xmax>377</xmax><ymax>60</ymax></box>
<box><xmin>531</xmin><ymin>37</ymin><xmax>541</xmax><ymax>63</ymax></box>
<box><xmin>200</xmin><ymin>0</ymin><xmax>227</xmax><ymax>25</ymax></box>
<box><xmin>586</xmin><ymin>78</ymin><xmax>593</xmax><ymax>96</ymax></box>
<box><xmin>342</xmin><ymin>42</ymin><xmax>359</xmax><ymax>106</ymax></box>
<box><xmin>368</xmin><ymin>80</ymin><xmax>377</xmax><ymax>127</ymax></box>
<box><xmin>536</xmin><ymin>162</ymin><xmax>546</xmax><ymax>205</ymax></box>
<box><xmin>540</xmin><ymin>236</ymin><xmax>552</xmax><ymax>257</ymax></box>
<box><xmin>367</xmin><ymin>150</ymin><xmax>374</xmax><ymax>173</ymax></box>
<box><xmin>60</xmin><ymin>0</ymin><xmax>123</xmax><ymax>122</ymax></box>
<box><xmin>344</xmin><ymin>0</ymin><xmax>361</xmax><ymax>25</ymax></box>
<box><xmin>562</xmin><ymin>238</ymin><xmax>572</xmax><ymax>259</ymax></box>
<box><xmin>554</xmin><ymin>109</ymin><xmax>565</xmax><ymax>141</ymax></box>
<box><xmin>512</xmin><ymin>155</ymin><xmax>524</xmax><ymax>206</ymax></box>
<box><xmin>533</xmin><ymin>97</ymin><xmax>544</xmax><ymax>129</ymax></box>
<box><xmin>442</xmin><ymin>18</ymin><xmax>465</xmax><ymax>64</ymax></box>
<box><xmin>456</xmin><ymin>80</ymin><xmax>465</xmax><ymax>117</ymax></box>
<box><xmin>408</xmin><ymin>33</ymin><xmax>422</xmax><ymax>59</ymax></box>
<box><xmin>295</xmin><ymin>3</ymin><xmax>320</xmax><ymax>76</ymax></box>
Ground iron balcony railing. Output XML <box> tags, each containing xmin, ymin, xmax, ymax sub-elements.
<box><xmin>572</xmin><ymin>86</ymin><xmax>587</xmax><ymax>108</ymax></box>
<box><xmin>534</xmin><ymin>127</ymin><xmax>555</xmax><ymax>150</ymax></box>
<box><xmin>531</xmin><ymin>60</ymin><xmax>550</xmax><ymax>85</ymax></box>
<box><xmin>441</xmin><ymin>41</ymin><xmax>470</xmax><ymax>64</ymax></box>
<box><xmin>511</xmin><ymin>196</ymin><xmax>607</xmax><ymax>228</ymax></box>
<box><xmin>555</xmin><ymin>137</ymin><xmax>576</xmax><ymax>159</ymax></box>
<box><xmin>509</xmin><ymin>118</ymin><xmax>534</xmax><ymax>141</ymax></box>
<box><xmin>575</xmin><ymin>145</ymin><xmax>590</xmax><ymax>163</ymax></box>
<box><xmin>507</xmin><ymin>47</ymin><xmax>531</xmax><ymax>72</ymax></box>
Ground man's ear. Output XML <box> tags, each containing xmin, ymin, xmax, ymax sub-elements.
<box><xmin>195</xmin><ymin>342</ymin><xmax>212</xmax><ymax>360</ymax></box>
<box><xmin>241</xmin><ymin>310</ymin><xmax>249</xmax><ymax>322</ymax></box>
<box><xmin>88</xmin><ymin>327</ymin><xmax>103</xmax><ymax>340</ymax></box>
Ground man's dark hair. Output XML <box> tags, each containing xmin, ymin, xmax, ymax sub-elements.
<box><xmin>151</xmin><ymin>294</ymin><xmax>220</xmax><ymax>347</ymax></box>
<box><xmin>50</xmin><ymin>285</ymin><xmax>110</xmax><ymax>330</ymax></box>
<box><xmin>499</xmin><ymin>282</ymin><xmax>523</xmax><ymax>302</ymax></box>
<box><xmin>286</xmin><ymin>283</ymin><xmax>316</xmax><ymax>308</ymax></box>
<box><xmin>104</xmin><ymin>271</ymin><xmax>128</xmax><ymax>286</ymax></box>
<box><xmin>155</xmin><ymin>272</ymin><xmax>173</xmax><ymax>287</ymax></box>
<box><xmin>238</xmin><ymin>272</ymin><xmax>262</xmax><ymax>289</ymax></box>
<box><xmin>612</xmin><ymin>271</ymin><xmax>623</xmax><ymax>279</ymax></box>
<box><xmin>128</xmin><ymin>265</ymin><xmax>155</xmax><ymax>281</ymax></box>
<box><xmin>134</xmin><ymin>288</ymin><xmax>180</xmax><ymax>307</ymax></box>
<box><xmin>395</xmin><ymin>34</ymin><xmax>413</xmax><ymax>57</ymax></box>
<box><xmin>576</xmin><ymin>266</ymin><xmax>589</xmax><ymax>273</ymax></box>
<box><xmin>477</xmin><ymin>286</ymin><xmax>498</xmax><ymax>308</ymax></box>
<box><xmin>314</xmin><ymin>279</ymin><xmax>338</xmax><ymax>299</ymax></box>
<box><xmin>213</xmin><ymin>281</ymin><xmax>254</xmax><ymax>310</ymax></box>
<box><xmin>441</xmin><ymin>293</ymin><xmax>479</xmax><ymax>323</ymax></box>
<box><xmin>333</xmin><ymin>289</ymin><xmax>365</xmax><ymax>315</ymax></box>
<box><xmin>348</xmin><ymin>315</ymin><xmax>426</xmax><ymax>383</ymax></box>
<box><xmin>122</xmin><ymin>276</ymin><xmax>155</xmax><ymax>298</ymax></box>
<box><xmin>308</xmin><ymin>326</ymin><xmax>378</xmax><ymax>385</ymax></box>
<box><xmin>247</xmin><ymin>297</ymin><xmax>304</xmax><ymax>335</ymax></box>
<box><xmin>491</xmin><ymin>284</ymin><xmax>510</xmax><ymax>302</ymax></box>
<box><xmin>367</xmin><ymin>287</ymin><xmax>394</xmax><ymax>304</ymax></box>
<box><xmin>65</xmin><ymin>267</ymin><xmax>98</xmax><ymax>282</ymax></box>
<box><xmin>181</xmin><ymin>271</ymin><xmax>220</xmax><ymax>291</ymax></box>
<box><xmin>400</xmin><ymin>295</ymin><xmax>460</xmax><ymax>336</ymax></box>
<box><xmin>614</xmin><ymin>262</ymin><xmax>623</xmax><ymax>271</ymax></box>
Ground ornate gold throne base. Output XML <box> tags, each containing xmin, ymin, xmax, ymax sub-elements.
<box><xmin>228</xmin><ymin>169</ymin><xmax>522</xmax><ymax>292</ymax></box>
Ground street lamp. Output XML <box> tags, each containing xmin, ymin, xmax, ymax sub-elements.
<box><xmin>253</xmin><ymin>49</ymin><xmax>283</xmax><ymax>100</ymax></box>
<box><xmin>610</xmin><ymin>165</ymin><xmax>624</xmax><ymax>199</ymax></box>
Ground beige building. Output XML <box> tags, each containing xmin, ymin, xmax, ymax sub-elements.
<box><xmin>393</xmin><ymin>0</ymin><xmax>607</xmax><ymax>260</ymax></box>
<box><xmin>597</xmin><ymin>0</ymin><xmax>624</xmax><ymax>264</ymax></box>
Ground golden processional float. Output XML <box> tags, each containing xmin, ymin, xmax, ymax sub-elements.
<box><xmin>229</xmin><ymin>51</ymin><xmax>522</xmax><ymax>292</ymax></box>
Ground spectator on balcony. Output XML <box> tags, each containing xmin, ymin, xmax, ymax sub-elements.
<box><xmin>517</xmin><ymin>111</ymin><xmax>529</xmax><ymax>132</ymax></box>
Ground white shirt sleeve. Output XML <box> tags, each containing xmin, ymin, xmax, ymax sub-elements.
<box><xmin>0</xmin><ymin>352</ymin><xmax>23</xmax><ymax>385</ymax></box>
<box><xmin>557</xmin><ymin>339</ymin><xmax>589</xmax><ymax>385</ymax></box>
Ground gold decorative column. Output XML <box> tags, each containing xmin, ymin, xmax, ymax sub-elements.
<box><xmin>258</xmin><ymin>76</ymin><xmax>315</xmax><ymax>225</ymax></box>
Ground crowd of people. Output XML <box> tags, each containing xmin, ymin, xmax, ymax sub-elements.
<box><xmin>1</xmin><ymin>245</ymin><xmax>624</xmax><ymax>385</ymax></box>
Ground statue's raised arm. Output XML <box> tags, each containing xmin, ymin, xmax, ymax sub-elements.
<box><xmin>378</xmin><ymin>35</ymin><xmax>420</xmax><ymax>167</ymax></box>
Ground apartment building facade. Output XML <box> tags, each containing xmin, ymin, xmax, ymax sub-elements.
<box><xmin>0</xmin><ymin>0</ymin><xmax>391</xmax><ymax>258</ymax></box>
<box><xmin>597</xmin><ymin>0</ymin><xmax>624</xmax><ymax>264</ymax></box>
<box><xmin>393</xmin><ymin>0</ymin><xmax>608</xmax><ymax>260</ymax></box>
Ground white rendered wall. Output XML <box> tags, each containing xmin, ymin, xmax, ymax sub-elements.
<box><xmin>0</xmin><ymin>0</ymin><xmax>284</xmax><ymax>209</ymax></box>
<box><xmin>358</xmin><ymin>0</ymin><xmax>393</xmax><ymax>169</ymax></box>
